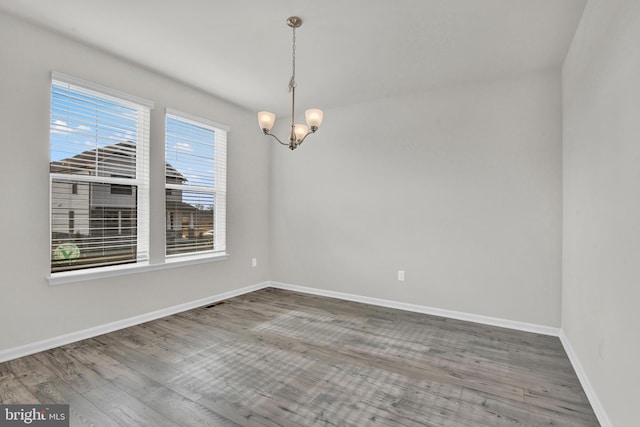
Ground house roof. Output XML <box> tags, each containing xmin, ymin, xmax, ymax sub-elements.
<box><xmin>50</xmin><ymin>141</ymin><xmax>186</xmax><ymax>183</ymax></box>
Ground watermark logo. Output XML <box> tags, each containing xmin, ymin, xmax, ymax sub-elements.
<box><xmin>0</xmin><ymin>405</ymin><xmax>68</xmax><ymax>426</ymax></box>
<box><xmin>52</xmin><ymin>243</ymin><xmax>80</xmax><ymax>261</ymax></box>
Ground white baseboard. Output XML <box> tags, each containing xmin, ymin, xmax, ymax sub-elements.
<box><xmin>559</xmin><ymin>331</ymin><xmax>612</xmax><ymax>427</ymax></box>
<box><xmin>0</xmin><ymin>282</ymin><xmax>269</xmax><ymax>363</ymax></box>
<box><xmin>0</xmin><ymin>280</ymin><xmax>560</xmax><ymax>364</ymax></box>
<box><xmin>0</xmin><ymin>280</ymin><xmax>609</xmax><ymax>427</ymax></box>
<box><xmin>268</xmin><ymin>281</ymin><xmax>560</xmax><ymax>336</ymax></box>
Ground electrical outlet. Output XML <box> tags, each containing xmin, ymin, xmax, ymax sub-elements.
<box><xmin>252</xmin><ymin>258</ymin><xmax>257</xmax><ymax>267</ymax></box>
<box><xmin>398</xmin><ymin>270</ymin><xmax>405</xmax><ymax>281</ymax></box>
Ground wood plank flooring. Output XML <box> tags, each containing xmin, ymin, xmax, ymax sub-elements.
<box><xmin>0</xmin><ymin>288</ymin><xmax>599</xmax><ymax>426</ymax></box>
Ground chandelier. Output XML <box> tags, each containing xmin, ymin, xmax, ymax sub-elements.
<box><xmin>258</xmin><ymin>16</ymin><xmax>323</xmax><ymax>150</ymax></box>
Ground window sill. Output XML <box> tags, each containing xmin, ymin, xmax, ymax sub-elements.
<box><xmin>48</xmin><ymin>252</ymin><xmax>229</xmax><ymax>286</ymax></box>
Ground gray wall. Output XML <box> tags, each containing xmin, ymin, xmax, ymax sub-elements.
<box><xmin>562</xmin><ymin>0</ymin><xmax>640</xmax><ymax>425</ymax></box>
<box><xmin>3</xmin><ymin>5</ymin><xmax>634</xmax><ymax>424</ymax></box>
<box><xmin>270</xmin><ymin>71</ymin><xmax>563</xmax><ymax>327</ymax></box>
<box><xmin>0</xmin><ymin>12</ymin><xmax>270</xmax><ymax>351</ymax></box>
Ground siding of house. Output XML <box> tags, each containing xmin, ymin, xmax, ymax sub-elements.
<box><xmin>51</xmin><ymin>181</ymin><xmax>90</xmax><ymax>235</ymax></box>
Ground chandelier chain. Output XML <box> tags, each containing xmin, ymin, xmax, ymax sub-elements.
<box><xmin>289</xmin><ymin>25</ymin><xmax>297</xmax><ymax>91</ymax></box>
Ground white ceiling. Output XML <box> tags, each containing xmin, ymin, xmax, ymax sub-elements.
<box><xmin>0</xmin><ymin>0</ymin><xmax>586</xmax><ymax>114</ymax></box>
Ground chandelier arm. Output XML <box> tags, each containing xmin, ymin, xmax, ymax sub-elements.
<box><xmin>263</xmin><ymin>131</ymin><xmax>289</xmax><ymax>146</ymax></box>
<box><xmin>295</xmin><ymin>129</ymin><xmax>316</xmax><ymax>145</ymax></box>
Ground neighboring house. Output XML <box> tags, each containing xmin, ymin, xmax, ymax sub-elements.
<box><xmin>50</xmin><ymin>142</ymin><xmax>140</xmax><ymax>242</ymax></box>
<box><xmin>165</xmin><ymin>167</ymin><xmax>214</xmax><ymax>254</ymax></box>
<box><xmin>50</xmin><ymin>142</ymin><xmax>212</xmax><ymax>271</ymax></box>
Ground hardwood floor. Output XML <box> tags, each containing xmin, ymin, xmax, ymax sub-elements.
<box><xmin>0</xmin><ymin>288</ymin><xmax>599</xmax><ymax>426</ymax></box>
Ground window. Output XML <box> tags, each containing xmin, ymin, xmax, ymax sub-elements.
<box><xmin>68</xmin><ymin>211</ymin><xmax>75</xmax><ymax>234</ymax></box>
<box><xmin>165</xmin><ymin>109</ymin><xmax>228</xmax><ymax>257</ymax></box>
<box><xmin>49</xmin><ymin>72</ymin><xmax>153</xmax><ymax>274</ymax></box>
<box><xmin>110</xmin><ymin>184</ymin><xmax>133</xmax><ymax>196</ymax></box>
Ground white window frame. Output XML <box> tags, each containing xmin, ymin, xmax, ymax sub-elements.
<box><xmin>47</xmin><ymin>74</ymin><xmax>230</xmax><ymax>286</ymax></box>
<box><xmin>164</xmin><ymin>108</ymin><xmax>229</xmax><ymax>261</ymax></box>
<box><xmin>48</xmin><ymin>72</ymin><xmax>153</xmax><ymax>284</ymax></box>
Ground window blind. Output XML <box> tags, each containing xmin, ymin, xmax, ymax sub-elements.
<box><xmin>50</xmin><ymin>73</ymin><xmax>152</xmax><ymax>273</ymax></box>
<box><xmin>165</xmin><ymin>109</ymin><xmax>227</xmax><ymax>256</ymax></box>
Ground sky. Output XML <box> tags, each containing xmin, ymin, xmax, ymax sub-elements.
<box><xmin>50</xmin><ymin>81</ymin><xmax>217</xmax><ymax>191</ymax></box>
